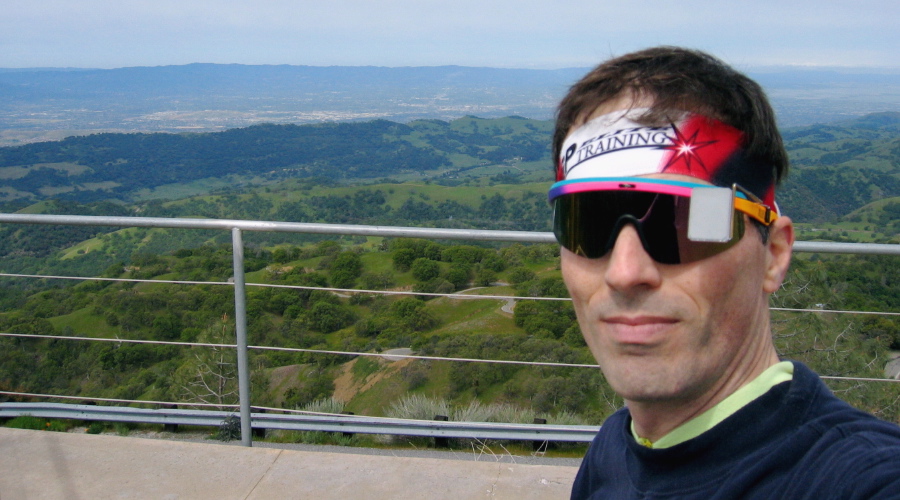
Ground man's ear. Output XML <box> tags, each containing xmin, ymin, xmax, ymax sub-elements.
<box><xmin>763</xmin><ymin>216</ymin><xmax>794</xmax><ymax>294</ymax></box>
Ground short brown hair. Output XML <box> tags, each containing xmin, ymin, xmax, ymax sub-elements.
<box><xmin>553</xmin><ymin>47</ymin><xmax>788</xmax><ymax>186</ymax></box>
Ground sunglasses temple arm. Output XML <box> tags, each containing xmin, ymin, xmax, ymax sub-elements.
<box><xmin>733</xmin><ymin>197</ymin><xmax>776</xmax><ymax>225</ymax></box>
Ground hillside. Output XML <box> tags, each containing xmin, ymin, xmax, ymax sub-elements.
<box><xmin>1</xmin><ymin>231</ymin><xmax>897</xmax><ymax>428</ymax></box>
<box><xmin>3</xmin><ymin>112</ymin><xmax>900</xmax><ymax>227</ymax></box>
<box><xmin>779</xmin><ymin>112</ymin><xmax>900</xmax><ymax>222</ymax></box>
<box><xmin>0</xmin><ymin>116</ymin><xmax>553</xmax><ymax>203</ymax></box>
<box><xmin>1</xmin><ymin>112</ymin><xmax>899</xmax><ymax>431</ymax></box>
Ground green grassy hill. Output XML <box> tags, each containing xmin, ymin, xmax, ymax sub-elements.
<box><xmin>2</xmin><ymin>111</ymin><xmax>899</xmax><ymax>227</ymax></box>
<box><xmin>2</xmin><ymin>231</ymin><xmax>898</xmax><ymax>428</ymax></box>
<box><xmin>0</xmin><ymin>116</ymin><xmax>553</xmax><ymax>204</ymax></box>
<box><xmin>778</xmin><ymin>112</ymin><xmax>900</xmax><ymax>222</ymax></box>
<box><xmin>2</xmin><ymin>113</ymin><xmax>900</xmax><ymax>434</ymax></box>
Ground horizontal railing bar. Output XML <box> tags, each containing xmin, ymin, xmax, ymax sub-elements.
<box><xmin>0</xmin><ymin>390</ymin><xmax>239</xmax><ymax>408</ymax></box>
<box><xmin>0</xmin><ymin>214</ymin><xmax>552</xmax><ymax>243</ymax></box>
<box><xmin>0</xmin><ymin>213</ymin><xmax>899</xmax><ymax>254</ymax></box>
<box><xmin>792</xmin><ymin>240</ymin><xmax>900</xmax><ymax>255</ymax></box>
<box><xmin>0</xmin><ymin>403</ymin><xmax>600</xmax><ymax>442</ymax></box>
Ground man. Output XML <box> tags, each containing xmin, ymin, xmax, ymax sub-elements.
<box><xmin>550</xmin><ymin>47</ymin><xmax>900</xmax><ymax>499</ymax></box>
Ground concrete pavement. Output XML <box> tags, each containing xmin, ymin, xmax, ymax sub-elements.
<box><xmin>0</xmin><ymin>427</ymin><xmax>578</xmax><ymax>499</ymax></box>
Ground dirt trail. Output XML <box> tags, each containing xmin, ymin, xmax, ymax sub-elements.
<box><xmin>332</xmin><ymin>356</ymin><xmax>412</xmax><ymax>402</ymax></box>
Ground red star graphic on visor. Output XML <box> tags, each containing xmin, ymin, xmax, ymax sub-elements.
<box><xmin>660</xmin><ymin>124</ymin><xmax>718</xmax><ymax>176</ymax></box>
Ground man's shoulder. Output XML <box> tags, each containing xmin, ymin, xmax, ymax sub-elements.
<box><xmin>799</xmin><ymin>407</ymin><xmax>900</xmax><ymax>462</ymax></box>
<box><xmin>782</xmin><ymin>362</ymin><xmax>900</xmax><ymax>498</ymax></box>
<box><xmin>785</xmin><ymin>361</ymin><xmax>899</xmax><ymax>443</ymax></box>
<box><xmin>787</xmin><ymin>420</ymin><xmax>900</xmax><ymax>499</ymax></box>
<box><xmin>789</xmin><ymin>362</ymin><xmax>897</xmax><ymax>427</ymax></box>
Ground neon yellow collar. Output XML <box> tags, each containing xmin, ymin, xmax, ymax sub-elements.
<box><xmin>632</xmin><ymin>361</ymin><xmax>794</xmax><ymax>449</ymax></box>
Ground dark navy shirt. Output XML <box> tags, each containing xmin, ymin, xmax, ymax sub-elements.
<box><xmin>571</xmin><ymin>362</ymin><xmax>900</xmax><ymax>499</ymax></box>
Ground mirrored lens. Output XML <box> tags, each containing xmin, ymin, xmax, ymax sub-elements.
<box><xmin>552</xmin><ymin>192</ymin><xmax>744</xmax><ymax>264</ymax></box>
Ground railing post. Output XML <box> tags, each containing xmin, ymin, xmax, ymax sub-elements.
<box><xmin>231</xmin><ymin>228</ymin><xmax>253</xmax><ymax>447</ymax></box>
<box><xmin>532</xmin><ymin>417</ymin><xmax>548</xmax><ymax>452</ymax></box>
<box><xmin>434</xmin><ymin>415</ymin><xmax>450</xmax><ymax>448</ymax></box>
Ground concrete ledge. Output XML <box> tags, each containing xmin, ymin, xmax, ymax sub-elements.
<box><xmin>0</xmin><ymin>428</ymin><xmax>577</xmax><ymax>499</ymax></box>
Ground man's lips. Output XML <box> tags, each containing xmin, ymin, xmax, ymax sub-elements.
<box><xmin>602</xmin><ymin>316</ymin><xmax>678</xmax><ymax>345</ymax></box>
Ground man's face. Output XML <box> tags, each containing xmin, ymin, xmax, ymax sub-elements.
<box><xmin>559</xmin><ymin>99</ymin><xmax>790</xmax><ymax>407</ymax></box>
<box><xmin>561</xmin><ymin>217</ymin><xmax>774</xmax><ymax>405</ymax></box>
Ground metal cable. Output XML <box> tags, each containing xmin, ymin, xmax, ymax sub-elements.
<box><xmin>0</xmin><ymin>272</ymin><xmax>230</xmax><ymax>286</ymax></box>
<box><xmin>0</xmin><ymin>332</ymin><xmax>236</xmax><ymax>349</ymax></box>
<box><xmin>2</xmin><ymin>272</ymin><xmax>898</xmax><ymax>312</ymax></box>
<box><xmin>0</xmin><ymin>272</ymin><xmax>568</xmax><ymax>301</ymax></box>
<box><xmin>0</xmin><ymin>390</ymin><xmax>238</xmax><ymax>408</ymax></box>
<box><xmin>0</xmin><ymin>332</ymin><xmax>596</xmax><ymax>368</ymax></box>
<box><xmin>2</xmin><ymin>332</ymin><xmax>897</xmax><ymax>383</ymax></box>
<box><xmin>771</xmin><ymin>307</ymin><xmax>900</xmax><ymax>317</ymax></box>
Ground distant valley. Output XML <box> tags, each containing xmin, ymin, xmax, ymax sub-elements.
<box><xmin>0</xmin><ymin>65</ymin><xmax>581</xmax><ymax>145</ymax></box>
<box><xmin>1</xmin><ymin>64</ymin><xmax>899</xmax><ymax>146</ymax></box>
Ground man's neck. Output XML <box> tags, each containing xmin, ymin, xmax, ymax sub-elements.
<box><xmin>628</xmin><ymin>348</ymin><xmax>780</xmax><ymax>443</ymax></box>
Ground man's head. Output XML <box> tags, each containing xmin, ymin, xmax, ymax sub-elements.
<box><xmin>553</xmin><ymin>46</ymin><xmax>788</xmax><ymax>193</ymax></box>
<box><xmin>551</xmin><ymin>47</ymin><xmax>794</xmax><ymax>424</ymax></box>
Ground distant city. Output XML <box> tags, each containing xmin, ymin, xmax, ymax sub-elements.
<box><xmin>1</xmin><ymin>64</ymin><xmax>899</xmax><ymax>146</ymax></box>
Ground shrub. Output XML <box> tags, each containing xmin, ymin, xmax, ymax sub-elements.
<box><xmin>488</xmin><ymin>403</ymin><xmax>535</xmax><ymax>424</ymax></box>
<box><xmin>5</xmin><ymin>415</ymin><xmax>44</xmax><ymax>430</ymax></box>
<box><xmin>533</xmin><ymin>375</ymin><xmax>590</xmax><ymax>414</ymax></box>
<box><xmin>388</xmin><ymin>297</ymin><xmax>437</xmax><ymax>331</ymax></box>
<box><xmin>351</xmin><ymin>356</ymin><xmax>381</xmax><ymax>381</ymax></box>
<box><xmin>507</xmin><ymin>267</ymin><xmax>536</xmax><ymax>285</ymax></box>
<box><xmin>387</xmin><ymin>394</ymin><xmax>450</xmax><ymax>421</ymax></box>
<box><xmin>216</xmin><ymin>414</ymin><xmax>242</xmax><ymax>441</ymax></box>
<box><xmin>445</xmin><ymin>265</ymin><xmax>471</xmax><ymax>289</ymax></box>
<box><xmin>329</xmin><ymin>269</ymin><xmax>358</xmax><ymax>289</ymax></box>
<box><xmin>114</xmin><ymin>422</ymin><xmax>133</xmax><ymax>436</ymax></box>
<box><xmin>401</xmin><ymin>362</ymin><xmax>429</xmax><ymax>391</ymax></box>
<box><xmin>392</xmin><ymin>248</ymin><xmax>416</xmax><ymax>272</ymax></box>
<box><xmin>452</xmin><ymin>400</ymin><xmax>493</xmax><ymax>423</ymax></box>
<box><xmin>475</xmin><ymin>268</ymin><xmax>497</xmax><ymax>287</ymax></box>
<box><xmin>308</xmin><ymin>302</ymin><xmax>356</xmax><ymax>333</ymax></box>
<box><xmin>359</xmin><ymin>271</ymin><xmax>395</xmax><ymax>290</ymax></box>
<box><xmin>301</xmin><ymin>397</ymin><xmax>346</xmax><ymax>415</ymax></box>
<box><xmin>285</xmin><ymin>369</ymin><xmax>335</xmax><ymax>408</ymax></box>
<box><xmin>411</xmin><ymin>258</ymin><xmax>440</xmax><ymax>282</ymax></box>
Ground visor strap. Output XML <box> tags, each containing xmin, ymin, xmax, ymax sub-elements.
<box><xmin>734</xmin><ymin>198</ymin><xmax>777</xmax><ymax>226</ymax></box>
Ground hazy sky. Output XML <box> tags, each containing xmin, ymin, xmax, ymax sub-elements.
<box><xmin>3</xmin><ymin>0</ymin><xmax>899</xmax><ymax>70</ymax></box>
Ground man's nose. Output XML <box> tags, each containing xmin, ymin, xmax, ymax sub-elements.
<box><xmin>603</xmin><ymin>223</ymin><xmax>663</xmax><ymax>291</ymax></box>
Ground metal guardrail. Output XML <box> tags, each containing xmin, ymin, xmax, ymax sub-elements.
<box><xmin>0</xmin><ymin>214</ymin><xmax>554</xmax><ymax>244</ymax></box>
<box><xmin>1</xmin><ymin>212</ymin><xmax>898</xmax><ymax>447</ymax></box>
<box><xmin>0</xmin><ymin>403</ymin><xmax>600</xmax><ymax>442</ymax></box>
<box><xmin>2</xmin><ymin>213</ymin><xmax>899</xmax><ymax>254</ymax></box>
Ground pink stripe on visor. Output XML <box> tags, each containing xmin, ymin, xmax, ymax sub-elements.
<box><xmin>548</xmin><ymin>177</ymin><xmax>697</xmax><ymax>200</ymax></box>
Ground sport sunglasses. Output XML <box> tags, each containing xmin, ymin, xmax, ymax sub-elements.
<box><xmin>548</xmin><ymin>178</ymin><xmax>778</xmax><ymax>264</ymax></box>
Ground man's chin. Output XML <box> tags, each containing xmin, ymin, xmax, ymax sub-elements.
<box><xmin>601</xmin><ymin>364</ymin><xmax>692</xmax><ymax>404</ymax></box>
